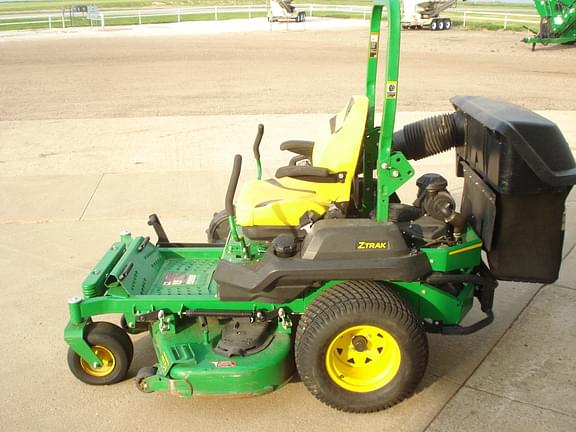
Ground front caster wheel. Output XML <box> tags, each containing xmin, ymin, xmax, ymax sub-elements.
<box><xmin>136</xmin><ymin>367</ymin><xmax>158</xmax><ymax>393</ymax></box>
<box><xmin>67</xmin><ymin>322</ymin><xmax>133</xmax><ymax>385</ymax></box>
<box><xmin>295</xmin><ymin>281</ymin><xmax>428</xmax><ymax>413</ymax></box>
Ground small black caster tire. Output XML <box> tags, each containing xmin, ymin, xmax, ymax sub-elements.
<box><xmin>295</xmin><ymin>281</ymin><xmax>428</xmax><ymax>413</ymax></box>
<box><xmin>67</xmin><ymin>322</ymin><xmax>133</xmax><ymax>385</ymax></box>
<box><xmin>136</xmin><ymin>367</ymin><xmax>158</xmax><ymax>393</ymax></box>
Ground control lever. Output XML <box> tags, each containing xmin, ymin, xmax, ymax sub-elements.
<box><xmin>148</xmin><ymin>214</ymin><xmax>169</xmax><ymax>244</ymax></box>
<box><xmin>253</xmin><ymin>124</ymin><xmax>264</xmax><ymax>180</ymax></box>
<box><xmin>225</xmin><ymin>155</ymin><xmax>250</xmax><ymax>258</ymax></box>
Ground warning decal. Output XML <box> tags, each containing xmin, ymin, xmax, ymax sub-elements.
<box><xmin>212</xmin><ymin>360</ymin><xmax>237</xmax><ymax>368</ymax></box>
<box><xmin>386</xmin><ymin>80</ymin><xmax>398</xmax><ymax>99</ymax></box>
<box><xmin>369</xmin><ymin>32</ymin><xmax>379</xmax><ymax>58</ymax></box>
<box><xmin>162</xmin><ymin>273</ymin><xmax>197</xmax><ymax>286</ymax></box>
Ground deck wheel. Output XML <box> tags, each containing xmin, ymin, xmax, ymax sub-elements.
<box><xmin>136</xmin><ymin>367</ymin><xmax>158</xmax><ymax>393</ymax></box>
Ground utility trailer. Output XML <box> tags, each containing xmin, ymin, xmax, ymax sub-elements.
<box><xmin>401</xmin><ymin>0</ymin><xmax>459</xmax><ymax>30</ymax></box>
<box><xmin>267</xmin><ymin>0</ymin><xmax>306</xmax><ymax>23</ymax></box>
<box><xmin>524</xmin><ymin>0</ymin><xmax>576</xmax><ymax>50</ymax></box>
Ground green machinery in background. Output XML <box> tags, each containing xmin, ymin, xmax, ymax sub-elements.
<box><xmin>64</xmin><ymin>0</ymin><xmax>576</xmax><ymax>413</ymax></box>
<box><xmin>524</xmin><ymin>0</ymin><xmax>576</xmax><ymax>49</ymax></box>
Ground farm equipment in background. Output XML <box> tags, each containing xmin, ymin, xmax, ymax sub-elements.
<box><xmin>524</xmin><ymin>0</ymin><xmax>576</xmax><ymax>49</ymax></box>
<box><xmin>64</xmin><ymin>0</ymin><xmax>576</xmax><ymax>413</ymax></box>
<box><xmin>267</xmin><ymin>0</ymin><xmax>306</xmax><ymax>23</ymax></box>
<box><xmin>401</xmin><ymin>0</ymin><xmax>460</xmax><ymax>30</ymax></box>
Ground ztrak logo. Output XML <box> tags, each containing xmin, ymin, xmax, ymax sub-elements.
<box><xmin>356</xmin><ymin>241</ymin><xmax>388</xmax><ymax>250</ymax></box>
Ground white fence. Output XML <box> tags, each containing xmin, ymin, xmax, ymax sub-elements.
<box><xmin>101</xmin><ymin>5</ymin><xmax>268</xmax><ymax>26</ymax></box>
<box><xmin>451</xmin><ymin>10</ymin><xmax>539</xmax><ymax>29</ymax></box>
<box><xmin>0</xmin><ymin>4</ymin><xmax>539</xmax><ymax>31</ymax></box>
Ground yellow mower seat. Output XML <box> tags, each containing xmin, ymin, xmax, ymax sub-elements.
<box><xmin>236</xmin><ymin>96</ymin><xmax>369</xmax><ymax>237</ymax></box>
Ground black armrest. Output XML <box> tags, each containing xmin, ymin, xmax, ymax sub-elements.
<box><xmin>279</xmin><ymin>140</ymin><xmax>315</xmax><ymax>157</ymax></box>
<box><xmin>275</xmin><ymin>165</ymin><xmax>345</xmax><ymax>183</ymax></box>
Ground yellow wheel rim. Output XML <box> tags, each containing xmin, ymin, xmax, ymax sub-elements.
<box><xmin>80</xmin><ymin>345</ymin><xmax>116</xmax><ymax>377</ymax></box>
<box><xmin>325</xmin><ymin>325</ymin><xmax>401</xmax><ymax>393</ymax></box>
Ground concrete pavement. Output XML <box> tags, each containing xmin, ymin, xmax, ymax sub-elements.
<box><xmin>0</xmin><ymin>112</ymin><xmax>575</xmax><ymax>431</ymax></box>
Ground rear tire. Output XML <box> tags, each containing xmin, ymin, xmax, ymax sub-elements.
<box><xmin>438</xmin><ymin>20</ymin><xmax>444</xmax><ymax>31</ymax></box>
<box><xmin>206</xmin><ymin>209</ymin><xmax>230</xmax><ymax>244</ymax></box>
<box><xmin>67</xmin><ymin>322</ymin><xmax>133</xmax><ymax>385</ymax></box>
<box><xmin>295</xmin><ymin>281</ymin><xmax>428</xmax><ymax>413</ymax></box>
<box><xmin>431</xmin><ymin>20</ymin><xmax>438</xmax><ymax>31</ymax></box>
<box><xmin>444</xmin><ymin>19</ymin><xmax>451</xmax><ymax>30</ymax></box>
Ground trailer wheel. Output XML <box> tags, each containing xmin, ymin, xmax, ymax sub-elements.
<box><xmin>295</xmin><ymin>281</ymin><xmax>428</xmax><ymax>413</ymax></box>
<box><xmin>67</xmin><ymin>322</ymin><xmax>133</xmax><ymax>385</ymax></box>
<box><xmin>444</xmin><ymin>19</ymin><xmax>451</xmax><ymax>30</ymax></box>
<box><xmin>438</xmin><ymin>20</ymin><xmax>444</xmax><ymax>30</ymax></box>
<box><xmin>431</xmin><ymin>20</ymin><xmax>438</xmax><ymax>31</ymax></box>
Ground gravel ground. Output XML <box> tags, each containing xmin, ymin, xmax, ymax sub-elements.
<box><xmin>0</xmin><ymin>20</ymin><xmax>575</xmax><ymax>122</ymax></box>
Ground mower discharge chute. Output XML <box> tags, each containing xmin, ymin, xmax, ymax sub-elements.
<box><xmin>64</xmin><ymin>0</ymin><xmax>576</xmax><ymax>413</ymax></box>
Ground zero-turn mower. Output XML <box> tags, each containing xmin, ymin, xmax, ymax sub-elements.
<box><xmin>64</xmin><ymin>0</ymin><xmax>576</xmax><ymax>413</ymax></box>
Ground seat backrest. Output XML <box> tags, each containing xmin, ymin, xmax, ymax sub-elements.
<box><xmin>312</xmin><ymin>96</ymin><xmax>369</xmax><ymax>179</ymax></box>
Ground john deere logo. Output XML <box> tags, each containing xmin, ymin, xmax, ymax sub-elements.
<box><xmin>356</xmin><ymin>241</ymin><xmax>388</xmax><ymax>250</ymax></box>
